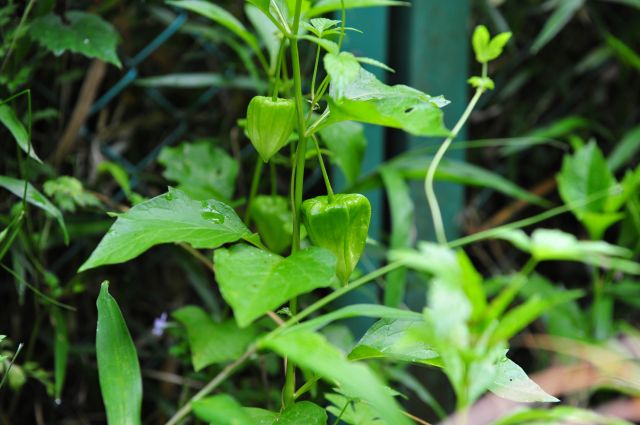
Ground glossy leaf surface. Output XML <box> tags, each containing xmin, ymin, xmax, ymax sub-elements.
<box><xmin>79</xmin><ymin>188</ymin><xmax>252</xmax><ymax>271</ymax></box>
<box><xmin>214</xmin><ymin>244</ymin><xmax>337</xmax><ymax>327</ymax></box>
<box><xmin>192</xmin><ymin>394</ymin><xmax>254</xmax><ymax>425</ymax></box>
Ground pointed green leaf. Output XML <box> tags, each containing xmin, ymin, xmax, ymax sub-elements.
<box><xmin>0</xmin><ymin>104</ymin><xmax>41</xmax><ymax>162</ymax></box>
<box><xmin>324</xmin><ymin>68</ymin><xmax>449</xmax><ymax>137</ymax></box>
<box><xmin>168</xmin><ymin>0</ymin><xmax>259</xmax><ymax>53</ymax></box>
<box><xmin>30</xmin><ymin>11</ymin><xmax>121</xmax><ymax>67</ymax></box>
<box><xmin>493</xmin><ymin>406</ymin><xmax>633</xmax><ymax>425</ymax></box>
<box><xmin>173</xmin><ymin>306</ymin><xmax>257</xmax><ymax>371</ymax></box>
<box><xmin>96</xmin><ymin>282</ymin><xmax>142</xmax><ymax>425</ymax></box>
<box><xmin>192</xmin><ymin>395</ymin><xmax>255</xmax><ymax>425</ymax></box>
<box><xmin>260</xmin><ymin>330</ymin><xmax>412</xmax><ymax>425</ymax></box>
<box><xmin>349</xmin><ymin>318</ymin><xmax>438</xmax><ymax>363</ymax></box>
<box><xmin>531</xmin><ymin>0</ymin><xmax>584</xmax><ymax>53</ymax></box>
<box><xmin>0</xmin><ymin>176</ymin><xmax>68</xmax><ymax>244</ymax></box>
<box><xmin>214</xmin><ymin>244</ymin><xmax>337</xmax><ymax>327</ymax></box>
<box><xmin>158</xmin><ymin>141</ymin><xmax>239</xmax><ymax>201</ymax></box>
<box><xmin>79</xmin><ymin>188</ymin><xmax>252</xmax><ymax>272</ymax></box>
<box><xmin>489</xmin><ymin>356</ymin><xmax>558</xmax><ymax>403</ymax></box>
<box><xmin>307</xmin><ymin>0</ymin><xmax>408</xmax><ymax>17</ymax></box>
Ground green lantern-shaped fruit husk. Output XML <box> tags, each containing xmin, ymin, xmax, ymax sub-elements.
<box><xmin>246</xmin><ymin>96</ymin><xmax>296</xmax><ymax>162</ymax></box>
<box><xmin>302</xmin><ymin>193</ymin><xmax>371</xmax><ymax>284</ymax></box>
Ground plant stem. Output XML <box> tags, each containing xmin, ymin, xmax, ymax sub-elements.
<box><xmin>312</xmin><ymin>135</ymin><xmax>334</xmax><ymax>202</ymax></box>
<box><xmin>244</xmin><ymin>158</ymin><xmax>264</xmax><ymax>224</ymax></box>
<box><xmin>164</xmin><ymin>347</ymin><xmax>256</xmax><ymax>425</ymax></box>
<box><xmin>425</xmin><ymin>63</ymin><xmax>487</xmax><ymax>245</ymax></box>
<box><xmin>272</xmin><ymin>39</ymin><xmax>287</xmax><ymax>100</ymax></box>
<box><xmin>284</xmin><ymin>0</ymin><xmax>307</xmax><ymax>408</ymax></box>
<box><xmin>276</xmin><ymin>261</ymin><xmax>404</xmax><ymax>333</ymax></box>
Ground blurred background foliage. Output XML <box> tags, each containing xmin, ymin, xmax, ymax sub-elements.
<box><xmin>1</xmin><ymin>0</ymin><xmax>639</xmax><ymax>423</ymax></box>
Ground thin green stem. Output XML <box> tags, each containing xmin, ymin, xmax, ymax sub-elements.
<box><xmin>284</xmin><ymin>0</ymin><xmax>307</xmax><ymax>408</ymax></box>
<box><xmin>446</xmin><ymin>186</ymin><xmax>619</xmax><ymax>249</ymax></box>
<box><xmin>310</xmin><ymin>45</ymin><xmax>322</xmax><ymax>100</ymax></box>
<box><xmin>272</xmin><ymin>39</ymin><xmax>287</xmax><ymax>100</ymax></box>
<box><xmin>312</xmin><ymin>135</ymin><xmax>334</xmax><ymax>202</ymax></box>
<box><xmin>244</xmin><ymin>158</ymin><xmax>264</xmax><ymax>224</ymax></box>
<box><xmin>164</xmin><ymin>347</ymin><xmax>256</xmax><ymax>425</ymax></box>
<box><xmin>0</xmin><ymin>0</ymin><xmax>36</xmax><ymax>75</ymax></box>
<box><xmin>425</xmin><ymin>63</ymin><xmax>487</xmax><ymax>245</ymax></box>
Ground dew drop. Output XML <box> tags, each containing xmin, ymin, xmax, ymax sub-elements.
<box><xmin>55</xmin><ymin>398</ymin><xmax>62</xmax><ymax>406</ymax></box>
<box><xmin>200</xmin><ymin>202</ymin><xmax>224</xmax><ymax>223</ymax></box>
<box><xmin>83</xmin><ymin>38</ymin><xmax>90</xmax><ymax>44</ymax></box>
<box><xmin>164</xmin><ymin>192</ymin><xmax>175</xmax><ymax>201</ymax></box>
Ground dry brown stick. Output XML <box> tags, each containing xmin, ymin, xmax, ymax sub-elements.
<box><xmin>52</xmin><ymin>60</ymin><xmax>107</xmax><ymax>165</ymax></box>
<box><xmin>469</xmin><ymin>176</ymin><xmax>557</xmax><ymax>234</ymax></box>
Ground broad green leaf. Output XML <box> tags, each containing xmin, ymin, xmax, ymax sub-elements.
<box><xmin>249</xmin><ymin>195</ymin><xmax>294</xmax><ymax>254</ymax></box>
<box><xmin>245</xmin><ymin>407</ymin><xmax>277</xmax><ymax>424</ymax></box>
<box><xmin>324</xmin><ymin>52</ymin><xmax>361</xmax><ymax>100</ymax></box>
<box><xmin>259</xmin><ymin>330</ymin><xmax>412</xmax><ymax>425</ymax></box>
<box><xmin>349</xmin><ymin>318</ymin><xmax>439</xmax><ymax>363</ymax></box>
<box><xmin>29</xmin><ymin>11</ymin><xmax>121</xmax><ymax>67</ymax></box>
<box><xmin>489</xmin><ymin>356</ymin><xmax>558</xmax><ymax>402</ymax></box>
<box><xmin>192</xmin><ymin>394</ymin><xmax>254</xmax><ymax>425</ymax></box>
<box><xmin>324</xmin><ymin>68</ymin><xmax>449</xmax><ymax>137</ymax></box>
<box><xmin>493</xmin><ymin>406</ymin><xmax>633</xmax><ymax>425</ymax></box>
<box><xmin>214</xmin><ymin>244</ymin><xmax>337</xmax><ymax>327</ymax></box>
<box><xmin>557</xmin><ymin>142</ymin><xmax>621</xmax><ymax>239</ymax></box>
<box><xmin>531</xmin><ymin>0</ymin><xmax>584</xmax><ymax>53</ymax></box>
<box><xmin>158</xmin><ymin>140</ymin><xmax>239</xmax><ymax>201</ymax></box>
<box><xmin>0</xmin><ymin>104</ymin><xmax>41</xmax><ymax>162</ymax></box>
<box><xmin>44</xmin><ymin>176</ymin><xmax>101</xmax><ymax>213</ymax></box>
<box><xmin>320</xmin><ymin>121</ymin><xmax>366</xmax><ymax>186</ymax></box>
<box><xmin>306</xmin><ymin>0</ymin><xmax>408</xmax><ymax>17</ymax></box>
<box><xmin>168</xmin><ymin>1</ymin><xmax>259</xmax><ymax>53</ymax></box>
<box><xmin>79</xmin><ymin>188</ymin><xmax>253</xmax><ymax>272</ymax></box>
<box><xmin>96</xmin><ymin>282</ymin><xmax>142</xmax><ymax>425</ymax></box>
<box><xmin>0</xmin><ymin>176</ymin><xmax>68</xmax><ymax>244</ymax></box>
<box><xmin>277</xmin><ymin>401</ymin><xmax>327</xmax><ymax>425</ymax></box>
<box><xmin>135</xmin><ymin>73</ymin><xmax>264</xmax><ymax>90</ymax></box>
<box><xmin>608</xmin><ymin>125</ymin><xmax>640</xmax><ymax>172</ymax></box>
<box><xmin>52</xmin><ymin>307</ymin><xmax>69</xmax><ymax>402</ymax></box>
<box><xmin>173</xmin><ymin>306</ymin><xmax>257</xmax><ymax>371</ymax></box>
<box><xmin>380</xmin><ymin>167</ymin><xmax>413</xmax><ymax>307</ymax></box>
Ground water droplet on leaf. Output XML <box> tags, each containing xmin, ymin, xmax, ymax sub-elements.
<box><xmin>200</xmin><ymin>202</ymin><xmax>224</xmax><ymax>223</ymax></box>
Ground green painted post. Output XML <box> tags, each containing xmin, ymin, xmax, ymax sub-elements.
<box><xmin>334</xmin><ymin>7</ymin><xmax>388</xmax><ymax>242</ymax></box>
<box><xmin>393</xmin><ymin>0</ymin><xmax>471</xmax><ymax>240</ymax></box>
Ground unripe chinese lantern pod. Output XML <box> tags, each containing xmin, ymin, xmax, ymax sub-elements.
<box><xmin>246</xmin><ymin>96</ymin><xmax>296</xmax><ymax>162</ymax></box>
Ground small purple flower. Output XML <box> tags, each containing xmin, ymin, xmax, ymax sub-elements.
<box><xmin>152</xmin><ymin>312</ymin><xmax>168</xmax><ymax>337</ymax></box>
